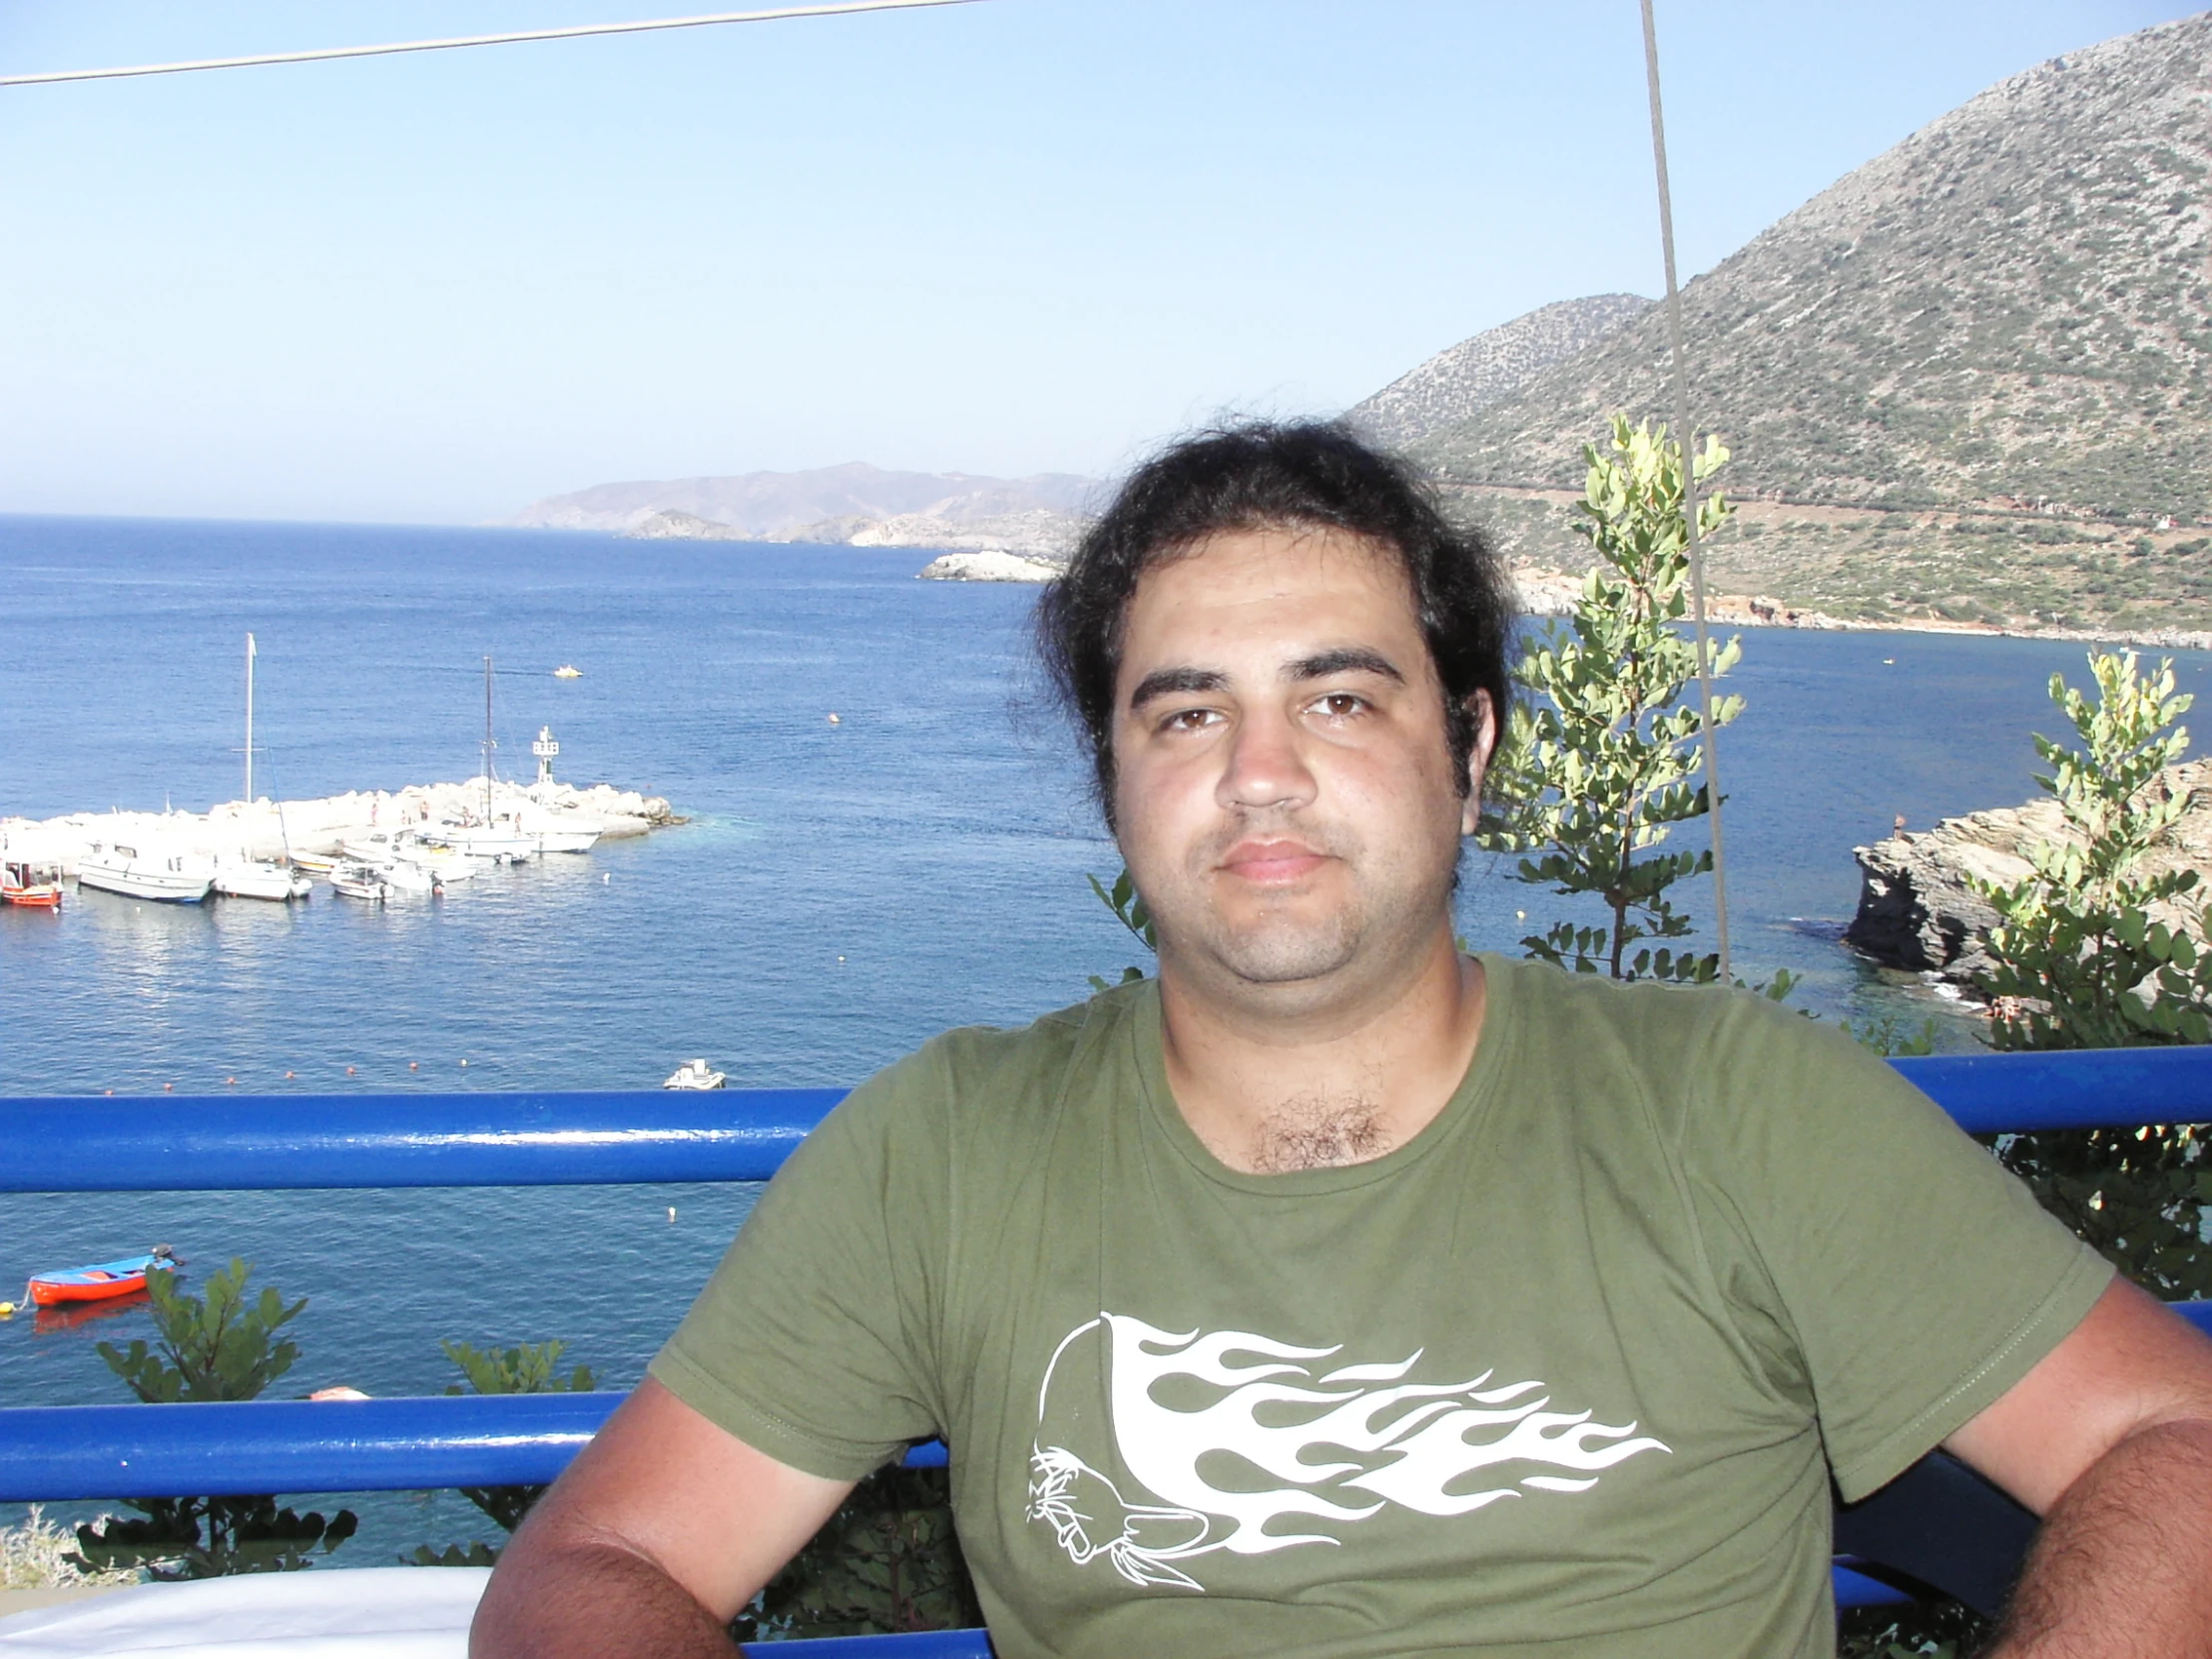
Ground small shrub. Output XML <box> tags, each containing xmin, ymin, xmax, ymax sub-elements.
<box><xmin>405</xmin><ymin>1340</ymin><xmax>598</xmax><ymax>1564</ymax></box>
<box><xmin>3</xmin><ymin>1506</ymin><xmax>136</xmax><ymax>1590</ymax></box>
<box><xmin>1970</xmin><ymin>652</ymin><xmax>2212</xmax><ymax>1300</ymax></box>
<box><xmin>72</xmin><ymin>1262</ymin><xmax>357</xmax><ymax>1579</ymax></box>
<box><xmin>731</xmin><ymin>1466</ymin><xmax>979</xmax><ymax>1643</ymax></box>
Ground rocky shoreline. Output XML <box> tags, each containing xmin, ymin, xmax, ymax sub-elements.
<box><xmin>1845</xmin><ymin>758</ymin><xmax>2212</xmax><ymax>983</ymax></box>
<box><xmin>1510</xmin><ymin>562</ymin><xmax>2212</xmax><ymax>650</ymax></box>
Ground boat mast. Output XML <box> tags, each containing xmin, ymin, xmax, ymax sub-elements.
<box><xmin>244</xmin><ymin>632</ymin><xmax>257</xmax><ymax>804</ymax></box>
<box><xmin>483</xmin><ymin>655</ymin><xmax>494</xmax><ymax>821</ymax></box>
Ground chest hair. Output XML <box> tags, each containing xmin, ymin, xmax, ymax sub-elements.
<box><xmin>1248</xmin><ymin>1095</ymin><xmax>1391</xmax><ymax>1173</ymax></box>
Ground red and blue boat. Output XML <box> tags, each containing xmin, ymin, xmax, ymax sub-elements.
<box><xmin>26</xmin><ymin>1246</ymin><xmax>179</xmax><ymax>1307</ymax></box>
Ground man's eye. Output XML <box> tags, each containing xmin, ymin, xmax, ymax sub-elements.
<box><xmin>1163</xmin><ymin>708</ymin><xmax>1218</xmax><ymax>732</ymax></box>
<box><xmin>1312</xmin><ymin>693</ymin><xmax>1367</xmax><ymax>719</ymax></box>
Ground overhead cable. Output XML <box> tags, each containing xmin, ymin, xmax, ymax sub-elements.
<box><xmin>1638</xmin><ymin>0</ymin><xmax>1734</xmax><ymax>981</ymax></box>
<box><xmin>0</xmin><ymin>0</ymin><xmax>979</xmax><ymax>88</ymax></box>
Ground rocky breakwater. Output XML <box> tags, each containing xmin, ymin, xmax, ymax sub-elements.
<box><xmin>1845</xmin><ymin>758</ymin><xmax>2212</xmax><ymax>983</ymax></box>
<box><xmin>915</xmin><ymin>550</ymin><xmax>1064</xmax><ymax>583</ymax></box>
<box><xmin>1</xmin><ymin>778</ymin><xmax>678</xmax><ymax>873</ymax></box>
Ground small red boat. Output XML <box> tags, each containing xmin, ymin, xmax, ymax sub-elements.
<box><xmin>2</xmin><ymin>859</ymin><xmax>63</xmax><ymax>908</ymax></box>
<box><xmin>27</xmin><ymin>1246</ymin><xmax>178</xmax><ymax>1307</ymax></box>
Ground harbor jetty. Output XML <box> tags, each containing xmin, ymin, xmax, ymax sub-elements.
<box><xmin>0</xmin><ymin>777</ymin><xmax>677</xmax><ymax>877</ymax></box>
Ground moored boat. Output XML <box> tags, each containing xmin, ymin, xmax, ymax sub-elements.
<box><xmin>77</xmin><ymin>840</ymin><xmax>215</xmax><ymax>903</ymax></box>
<box><xmin>346</xmin><ymin>830</ymin><xmax>478</xmax><ymax>879</ymax></box>
<box><xmin>519</xmin><ymin>810</ymin><xmax>604</xmax><ymax>854</ymax></box>
<box><xmin>430</xmin><ymin>821</ymin><xmax>537</xmax><ymax>862</ymax></box>
<box><xmin>376</xmin><ymin>858</ymin><xmax>444</xmax><ymax>895</ymax></box>
<box><xmin>329</xmin><ymin>861</ymin><xmax>389</xmax><ymax>901</ymax></box>
<box><xmin>213</xmin><ymin>858</ymin><xmax>314</xmax><ymax>900</ymax></box>
<box><xmin>28</xmin><ymin>1246</ymin><xmax>179</xmax><ymax>1307</ymax></box>
<box><xmin>2</xmin><ymin>858</ymin><xmax>64</xmax><ymax>908</ymax></box>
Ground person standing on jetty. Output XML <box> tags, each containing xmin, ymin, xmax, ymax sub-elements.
<box><xmin>475</xmin><ymin>424</ymin><xmax>2212</xmax><ymax>1657</ymax></box>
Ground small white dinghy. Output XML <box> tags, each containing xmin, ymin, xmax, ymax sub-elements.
<box><xmin>664</xmin><ymin>1058</ymin><xmax>726</xmax><ymax>1090</ymax></box>
<box><xmin>328</xmin><ymin>860</ymin><xmax>388</xmax><ymax>902</ymax></box>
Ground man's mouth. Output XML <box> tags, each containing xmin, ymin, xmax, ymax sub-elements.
<box><xmin>1219</xmin><ymin>838</ymin><xmax>1330</xmax><ymax>885</ymax></box>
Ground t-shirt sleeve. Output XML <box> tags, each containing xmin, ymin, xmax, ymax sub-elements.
<box><xmin>1683</xmin><ymin>997</ymin><xmax>2113</xmax><ymax>1503</ymax></box>
<box><xmin>647</xmin><ymin>1044</ymin><xmax>951</xmax><ymax>1482</ymax></box>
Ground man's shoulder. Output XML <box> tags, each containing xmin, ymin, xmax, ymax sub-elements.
<box><xmin>1484</xmin><ymin>952</ymin><xmax>1773</xmax><ymax>1063</ymax></box>
<box><xmin>842</xmin><ymin>976</ymin><xmax>1152</xmax><ymax>1133</ymax></box>
<box><xmin>1481</xmin><ymin>952</ymin><xmax>1884</xmax><ymax>1133</ymax></box>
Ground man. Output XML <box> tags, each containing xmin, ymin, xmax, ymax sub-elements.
<box><xmin>477</xmin><ymin>423</ymin><xmax>2212</xmax><ymax>1657</ymax></box>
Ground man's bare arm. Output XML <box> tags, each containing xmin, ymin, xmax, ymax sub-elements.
<box><xmin>1943</xmin><ymin>1277</ymin><xmax>2212</xmax><ymax>1656</ymax></box>
<box><xmin>471</xmin><ymin>1377</ymin><xmax>854</xmax><ymax>1659</ymax></box>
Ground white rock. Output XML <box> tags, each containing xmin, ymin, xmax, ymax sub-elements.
<box><xmin>915</xmin><ymin>550</ymin><xmax>1063</xmax><ymax>584</ymax></box>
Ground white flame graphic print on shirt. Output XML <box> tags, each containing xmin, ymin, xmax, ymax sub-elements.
<box><xmin>1023</xmin><ymin>1314</ymin><xmax>1669</xmax><ymax>1592</ymax></box>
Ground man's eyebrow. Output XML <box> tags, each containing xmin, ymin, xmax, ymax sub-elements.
<box><xmin>1128</xmin><ymin>667</ymin><xmax>1228</xmax><ymax>710</ymax></box>
<box><xmin>1286</xmin><ymin>648</ymin><xmax>1404</xmax><ymax>685</ymax></box>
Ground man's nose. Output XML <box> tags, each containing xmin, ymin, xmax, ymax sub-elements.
<box><xmin>1217</xmin><ymin>710</ymin><xmax>1317</xmax><ymax>812</ymax></box>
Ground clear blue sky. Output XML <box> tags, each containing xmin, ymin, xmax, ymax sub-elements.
<box><xmin>0</xmin><ymin>0</ymin><xmax>2198</xmax><ymax>524</ymax></box>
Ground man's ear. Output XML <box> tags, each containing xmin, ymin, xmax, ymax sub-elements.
<box><xmin>1458</xmin><ymin>691</ymin><xmax>1495</xmax><ymax>836</ymax></box>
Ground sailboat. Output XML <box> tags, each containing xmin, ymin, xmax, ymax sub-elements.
<box><xmin>212</xmin><ymin>635</ymin><xmax>313</xmax><ymax>900</ymax></box>
<box><xmin>430</xmin><ymin>657</ymin><xmax>538</xmax><ymax>860</ymax></box>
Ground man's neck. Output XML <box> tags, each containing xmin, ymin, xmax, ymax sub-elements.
<box><xmin>1155</xmin><ymin>931</ymin><xmax>1487</xmax><ymax>1176</ymax></box>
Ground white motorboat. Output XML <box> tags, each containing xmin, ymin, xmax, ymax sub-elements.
<box><xmin>389</xmin><ymin>834</ymin><xmax>478</xmax><ymax>880</ymax></box>
<box><xmin>376</xmin><ymin>859</ymin><xmax>444</xmax><ymax>895</ymax></box>
<box><xmin>664</xmin><ymin>1058</ymin><xmax>727</xmax><ymax>1090</ymax></box>
<box><xmin>328</xmin><ymin>861</ymin><xmax>388</xmax><ymax>901</ymax></box>
<box><xmin>429</xmin><ymin>821</ymin><xmax>537</xmax><ymax>862</ymax></box>
<box><xmin>338</xmin><ymin>830</ymin><xmax>404</xmax><ymax>864</ymax></box>
<box><xmin>524</xmin><ymin>814</ymin><xmax>604</xmax><ymax>854</ymax></box>
<box><xmin>212</xmin><ymin>859</ymin><xmax>313</xmax><ymax>901</ymax></box>
<box><xmin>77</xmin><ymin>841</ymin><xmax>215</xmax><ymax>903</ymax></box>
<box><xmin>342</xmin><ymin>829</ymin><xmax>478</xmax><ymax>879</ymax></box>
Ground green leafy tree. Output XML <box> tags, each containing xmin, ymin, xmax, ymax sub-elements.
<box><xmin>1085</xmin><ymin>867</ymin><xmax>1155</xmax><ymax>991</ymax></box>
<box><xmin>1477</xmin><ymin>415</ymin><xmax>1754</xmax><ymax>987</ymax></box>
<box><xmin>71</xmin><ymin>1261</ymin><xmax>356</xmax><ymax>1579</ymax></box>
<box><xmin>1972</xmin><ymin>651</ymin><xmax>2212</xmax><ymax>1049</ymax></box>
<box><xmin>1967</xmin><ymin>651</ymin><xmax>2212</xmax><ymax>1301</ymax></box>
<box><xmin>408</xmin><ymin>1340</ymin><xmax>599</xmax><ymax>1564</ymax></box>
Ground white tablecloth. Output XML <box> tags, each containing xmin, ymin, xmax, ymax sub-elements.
<box><xmin>0</xmin><ymin>1569</ymin><xmax>488</xmax><ymax>1658</ymax></box>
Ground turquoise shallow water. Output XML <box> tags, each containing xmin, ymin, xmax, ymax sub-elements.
<box><xmin>3</xmin><ymin>513</ymin><xmax>2206</xmax><ymax>1557</ymax></box>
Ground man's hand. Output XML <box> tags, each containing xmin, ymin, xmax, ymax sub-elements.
<box><xmin>1944</xmin><ymin>1278</ymin><xmax>2212</xmax><ymax>1655</ymax></box>
<box><xmin>470</xmin><ymin>1378</ymin><xmax>854</xmax><ymax>1659</ymax></box>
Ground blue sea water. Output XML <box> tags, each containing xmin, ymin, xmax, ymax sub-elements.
<box><xmin>3</xmin><ymin>513</ymin><xmax>2206</xmax><ymax>1558</ymax></box>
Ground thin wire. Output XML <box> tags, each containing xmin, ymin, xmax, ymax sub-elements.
<box><xmin>1638</xmin><ymin>0</ymin><xmax>1732</xmax><ymax>982</ymax></box>
<box><xmin>0</xmin><ymin>0</ymin><xmax>978</xmax><ymax>88</ymax></box>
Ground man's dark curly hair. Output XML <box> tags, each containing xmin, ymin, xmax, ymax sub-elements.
<box><xmin>1034</xmin><ymin>420</ymin><xmax>1516</xmax><ymax>826</ymax></box>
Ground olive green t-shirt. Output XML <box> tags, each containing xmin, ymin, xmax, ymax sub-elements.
<box><xmin>651</xmin><ymin>957</ymin><xmax>2110</xmax><ymax>1658</ymax></box>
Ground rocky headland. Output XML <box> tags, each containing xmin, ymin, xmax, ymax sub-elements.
<box><xmin>514</xmin><ymin>463</ymin><xmax>1092</xmax><ymax>559</ymax></box>
<box><xmin>1845</xmin><ymin>758</ymin><xmax>2212</xmax><ymax>983</ymax></box>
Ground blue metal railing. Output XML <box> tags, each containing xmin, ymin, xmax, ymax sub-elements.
<box><xmin>5</xmin><ymin>1047</ymin><xmax>2211</xmax><ymax>1647</ymax></box>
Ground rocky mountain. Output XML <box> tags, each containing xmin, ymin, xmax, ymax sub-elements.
<box><xmin>512</xmin><ymin>463</ymin><xmax>1096</xmax><ymax>555</ymax></box>
<box><xmin>1402</xmin><ymin>14</ymin><xmax>2212</xmax><ymax>635</ymax></box>
<box><xmin>1346</xmin><ymin>295</ymin><xmax>1653</xmax><ymax>448</ymax></box>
